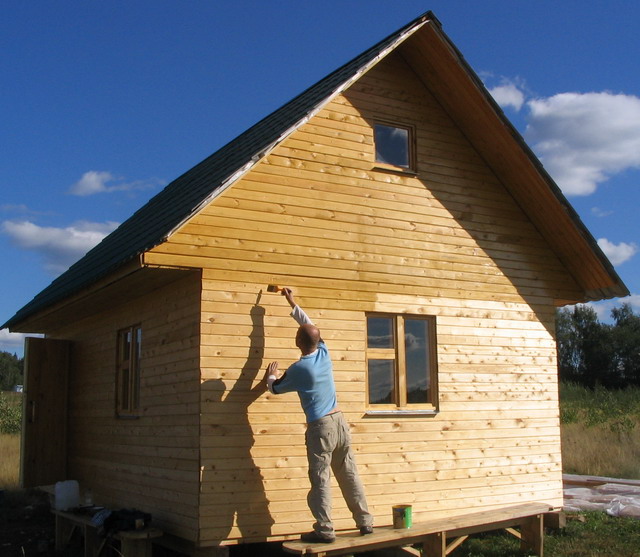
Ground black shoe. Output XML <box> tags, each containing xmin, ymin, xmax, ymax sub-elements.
<box><xmin>360</xmin><ymin>526</ymin><xmax>374</xmax><ymax>535</ymax></box>
<box><xmin>300</xmin><ymin>531</ymin><xmax>336</xmax><ymax>543</ymax></box>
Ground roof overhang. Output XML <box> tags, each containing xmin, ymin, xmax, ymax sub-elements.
<box><xmin>8</xmin><ymin>260</ymin><xmax>196</xmax><ymax>333</ymax></box>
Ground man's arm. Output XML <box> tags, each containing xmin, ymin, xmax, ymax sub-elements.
<box><xmin>265</xmin><ymin>288</ymin><xmax>322</xmax><ymax>394</ymax></box>
<box><xmin>282</xmin><ymin>288</ymin><xmax>315</xmax><ymax>327</ymax></box>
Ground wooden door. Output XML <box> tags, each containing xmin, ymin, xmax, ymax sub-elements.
<box><xmin>21</xmin><ymin>337</ymin><xmax>71</xmax><ymax>488</ymax></box>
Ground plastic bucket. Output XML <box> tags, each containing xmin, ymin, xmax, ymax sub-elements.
<box><xmin>392</xmin><ymin>504</ymin><xmax>412</xmax><ymax>529</ymax></box>
<box><xmin>54</xmin><ymin>480</ymin><xmax>80</xmax><ymax>511</ymax></box>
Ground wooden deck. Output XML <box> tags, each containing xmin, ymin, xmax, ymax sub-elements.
<box><xmin>282</xmin><ymin>502</ymin><xmax>552</xmax><ymax>556</ymax></box>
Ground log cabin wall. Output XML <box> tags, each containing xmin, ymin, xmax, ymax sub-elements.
<box><xmin>51</xmin><ymin>272</ymin><xmax>202</xmax><ymax>542</ymax></box>
<box><xmin>146</xmin><ymin>52</ymin><xmax>583</xmax><ymax>545</ymax></box>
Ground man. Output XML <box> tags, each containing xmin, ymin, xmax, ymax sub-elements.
<box><xmin>265</xmin><ymin>288</ymin><xmax>374</xmax><ymax>543</ymax></box>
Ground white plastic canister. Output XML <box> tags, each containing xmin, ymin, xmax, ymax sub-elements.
<box><xmin>54</xmin><ymin>480</ymin><xmax>80</xmax><ymax>510</ymax></box>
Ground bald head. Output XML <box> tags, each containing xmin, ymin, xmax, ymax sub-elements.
<box><xmin>296</xmin><ymin>323</ymin><xmax>321</xmax><ymax>354</ymax></box>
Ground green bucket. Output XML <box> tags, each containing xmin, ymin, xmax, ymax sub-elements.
<box><xmin>392</xmin><ymin>505</ymin><xmax>412</xmax><ymax>529</ymax></box>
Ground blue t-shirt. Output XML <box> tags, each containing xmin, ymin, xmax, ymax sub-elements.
<box><xmin>272</xmin><ymin>306</ymin><xmax>338</xmax><ymax>423</ymax></box>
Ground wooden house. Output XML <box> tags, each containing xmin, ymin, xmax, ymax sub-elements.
<box><xmin>3</xmin><ymin>10</ymin><xmax>628</xmax><ymax>553</ymax></box>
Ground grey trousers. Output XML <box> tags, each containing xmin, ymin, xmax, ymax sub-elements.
<box><xmin>305</xmin><ymin>412</ymin><xmax>373</xmax><ymax>534</ymax></box>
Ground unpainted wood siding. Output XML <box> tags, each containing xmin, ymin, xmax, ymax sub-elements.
<box><xmin>52</xmin><ymin>272</ymin><xmax>202</xmax><ymax>542</ymax></box>
<box><xmin>146</xmin><ymin>52</ymin><xmax>580</xmax><ymax>544</ymax></box>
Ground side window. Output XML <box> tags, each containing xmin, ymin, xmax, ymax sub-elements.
<box><xmin>116</xmin><ymin>325</ymin><xmax>142</xmax><ymax>417</ymax></box>
<box><xmin>366</xmin><ymin>314</ymin><xmax>437</xmax><ymax>411</ymax></box>
<box><xmin>374</xmin><ymin>123</ymin><xmax>414</xmax><ymax>170</ymax></box>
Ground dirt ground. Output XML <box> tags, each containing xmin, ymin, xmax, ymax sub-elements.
<box><xmin>0</xmin><ymin>489</ymin><xmax>56</xmax><ymax>557</ymax></box>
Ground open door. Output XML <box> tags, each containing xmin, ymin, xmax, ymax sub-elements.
<box><xmin>21</xmin><ymin>337</ymin><xmax>71</xmax><ymax>488</ymax></box>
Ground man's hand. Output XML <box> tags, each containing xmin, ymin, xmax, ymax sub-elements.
<box><xmin>265</xmin><ymin>361</ymin><xmax>281</xmax><ymax>394</ymax></box>
<box><xmin>281</xmin><ymin>287</ymin><xmax>296</xmax><ymax>309</ymax></box>
<box><xmin>266</xmin><ymin>361</ymin><xmax>280</xmax><ymax>380</ymax></box>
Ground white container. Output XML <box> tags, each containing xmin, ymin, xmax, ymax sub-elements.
<box><xmin>54</xmin><ymin>480</ymin><xmax>80</xmax><ymax>511</ymax></box>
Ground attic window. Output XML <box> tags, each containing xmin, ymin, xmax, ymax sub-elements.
<box><xmin>374</xmin><ymin>123</ymin><xmax>413</xmax><ymax>170</ymax></box>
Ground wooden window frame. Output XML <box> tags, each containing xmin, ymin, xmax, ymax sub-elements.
<box><xmin>365</xmin><ymin>313</ymin><xmax>438</xmax><ymax>415</ymax></box>
<box><xmin>116</xmin><ymin>324</ymin><xmax>142</xmax><ymax>418</ymax></box>
<box><xmin>373</xmin><ymin>121</ymin><xmax>417</xmax><ymax>174</ymax></box>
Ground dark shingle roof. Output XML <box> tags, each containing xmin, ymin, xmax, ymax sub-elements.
<box><xmin>3</xmin><ymin>11</ymin><xmax>433</xmax><ymax>330</ymax></box>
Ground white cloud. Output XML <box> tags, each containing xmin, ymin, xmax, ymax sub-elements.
<box><xmin>69</xmin><ymin>171</ymin><xmax>115</xmax><ymax>196</ymax></box>
<box><xmin>597</xmin><ymin>238</ymin><xmax>638</xmax><ymax>266</ymax></box>
<box><xmin>1</xmin><ymin>203</ymin><xmax>29</xmax><ymax>213</ymax></box>
<box><xmin>0</xmin><ymin>329</ymin><xmax>43</xmax><ymax>355</ymax></box>
<box><xmin>585</xmin><ymin>301</ymin><xmax>611</xmax><ymax>322</ymax></box>
<box><xmin>591</xmin><ymin>206</ymin><xmax>613</xmax><ymax>218</ymax></box>
<box><xmin>68</xmin><ymin>170</ymin><xmax>163</xmax><ymax>196</ymax></box>
<box><xmin>2</xmin><ymin>219</ymin><xmax>119</xmax><ymax>274</ymax></box>
<box><xmin>489</xmin><ymin>82</ymin><xmax>525</xmax><ymax>111</ymax></box>
<box><xmin>525</xmin><ymin>92</ymin><xmax>640</xmax><ymax>195</ymax></box>
<box><xmin>0</xmin><ymin>329</ymin><xmax>27</xmax><ymax>351</ymax></box>
<box><xmin>621</xmin><ymin>293</ymin><xmax>640</xmax><ymax>313</ymax></box>
<box><xmin>588</xmin><ymin>294</ymin><xmax>640</xmax><ymax>322</ymax></box>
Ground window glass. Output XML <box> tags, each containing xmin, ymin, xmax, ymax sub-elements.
<box><xmin>121</xmin><ymin>331</ymin><xmax>131</xmax><ymax>363</ymax></box>
<box><xmin>133</xmin><ymin>327</ymin><xmax>142</xmax><ymax>408</ymax></box>
<box><xmin>404</xmin><ymin>318</ymin><xmax>430</xmax><ymax>403</ymax></box>
<box><xmin>117</xmin><ymin>324</ymin><xmax>142</xmax><ymax>416</ymax></box>
<box><xmin>365</xmin><ymin>313</ymin><xmax>438</xmax><ymax>410</ymax></box>
<box><xmin>121</xmin><ymin>367</ymin><xmax>130</xmax><ymax>407</ymax></box>
<box><xmin>367</xmin><ymin>317</ymin><xmax>394</xmax><ymax>348</ymax></box>
<box><xmin>374</xmin><ymin>124</ymin><xmax>410</xmax><ymax>168</ymax></box>
<box><xmin>368</xmin><ymin>359</ymin><xmax>395</xmax><ymax>404</ymax></box>
<box><xmin>135</xmin><ymin>328</ymin><xmax>142</xmax><ymax>359</ymax></box>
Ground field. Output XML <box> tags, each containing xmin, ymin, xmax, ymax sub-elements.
<box><xmin>0</xmin><ymin>391</ymin><xmax>21</xmax><ymax>488</ymax></box>
<box><xmin>0</xmin><ymin>433</ymin><xmax>20</xmax><ymax>488</ymax></box>
<box><xmin>560</xmin><ymin>383</ymin><xmax>640</xmax><ymax>479</ymax></box>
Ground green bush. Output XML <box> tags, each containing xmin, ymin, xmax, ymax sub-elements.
<box><xmin>0</xmin><ymin>391</ymin><xmax>22</xmax><ymax>434</ymax></box>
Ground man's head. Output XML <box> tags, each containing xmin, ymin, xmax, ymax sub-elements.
<box><xmin>296</xmin><ymin>323</ymin><xmax>321</xmax><ymax>354</ymax></box>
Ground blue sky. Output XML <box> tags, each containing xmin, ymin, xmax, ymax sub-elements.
<box><xmin>2</xmin><ymin>1</ymin><xmax>639</xmax><ymax>356</ymax></box>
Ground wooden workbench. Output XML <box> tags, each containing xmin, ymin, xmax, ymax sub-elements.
<box><xmin>53</xmin><ymin>509</ymin><xmax>162</xmax><ymax>557</ymax></box>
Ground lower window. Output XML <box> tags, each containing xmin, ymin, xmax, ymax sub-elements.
<box><xmin>366</xmin><ymin>314</ymin><xmax>438</xmax><ymax>411</ymax></box>
<box><xmin>116</xmin><ymin>324</ymin><xmax>142</xmax><ymax>417</ymax></box>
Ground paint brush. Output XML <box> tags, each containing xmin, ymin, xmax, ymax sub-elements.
<box><xmin>267</xmin><ymin>284</ymin><xmax>282</xmax><ymax>293</ymax></box>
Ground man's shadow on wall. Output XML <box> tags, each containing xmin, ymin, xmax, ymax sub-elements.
<box><xmin>201</xmin><ymin>292</ymin><xmax>275</xmax><ymax>542</ymax></box>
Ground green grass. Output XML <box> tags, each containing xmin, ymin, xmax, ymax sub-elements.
<box><xmin>560</xmin><ymin>383</ymin><xmax>640</xmax><ymax>434</ymax></box>
<box><xmin>446</xmin><ymin>512</ymin><xmax>640</xmax><ymax>557</ymax></box>
<box><xmin>0</xmin><ymin>391</ymin><xmax>22</xmax><ymax>434</ymax></box>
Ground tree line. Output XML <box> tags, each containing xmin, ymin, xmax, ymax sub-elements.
<box><xmin>0</xmin><ymin>351</ymin><xmax>23</xmax><ymax>391</ymax></box>
<box><xmin>556</xmin><ymin>303</ymin><xmax>640</xmax><ymax>389</ymax></box>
